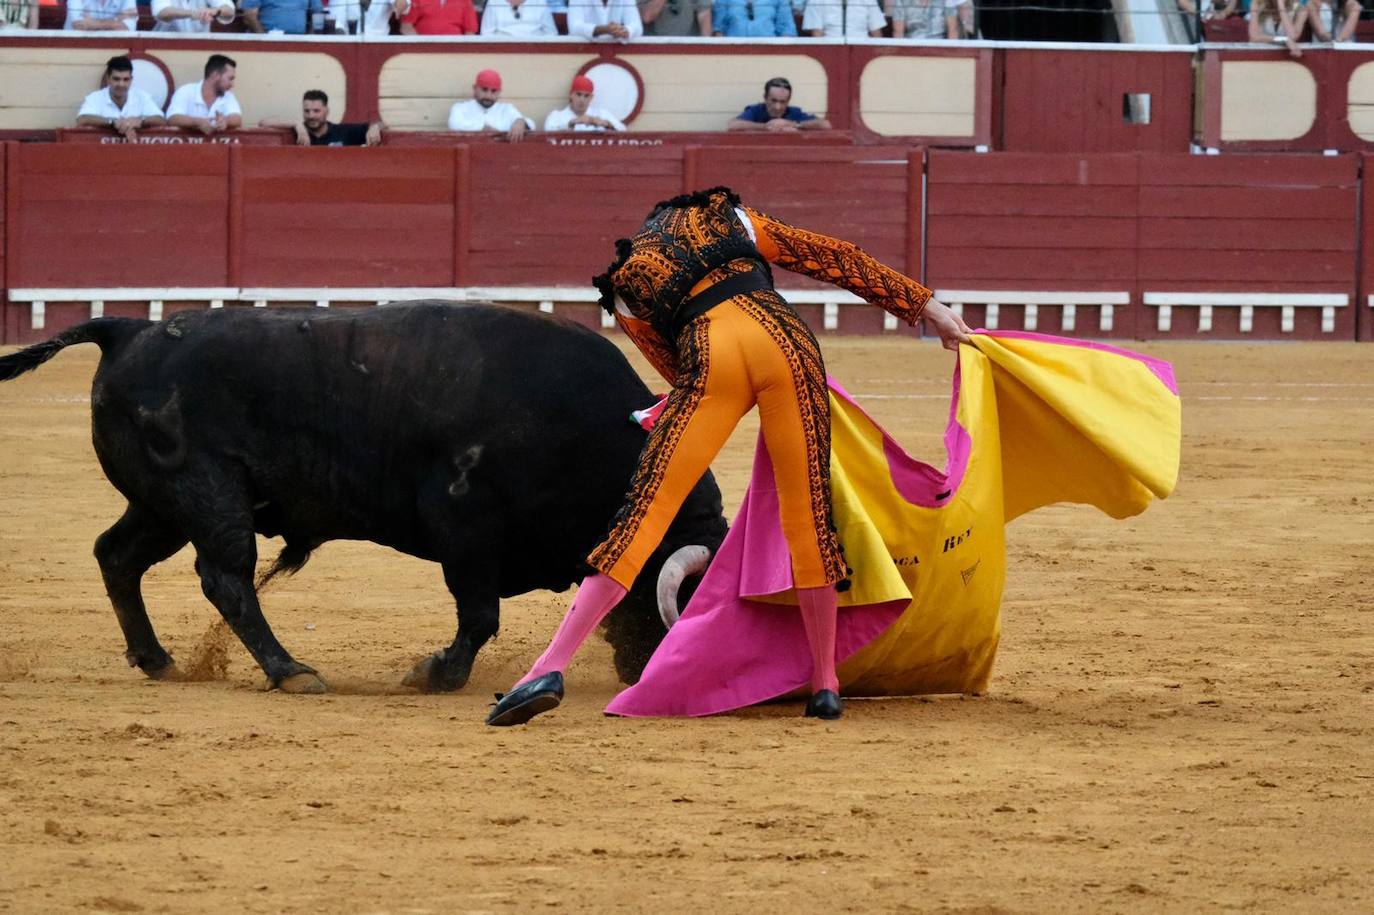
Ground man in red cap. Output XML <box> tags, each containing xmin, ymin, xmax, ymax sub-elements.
<box><xmin>447</xmin><ymin>69</ymin><xmax>534</xmax><ymax>142</ymax></box>
<box><xmin>400</xmin><ymin>0</ymin><xmax>477</xmax><ymax>34</ymax></box>
<box><xmin>543</xmin><ymin>74</ymin><xmax>627</xmax><ymax>132</ymax></box>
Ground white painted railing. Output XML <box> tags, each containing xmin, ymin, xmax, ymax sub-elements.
<box><xmin>934</xmin><ymin>290</ymin><xmax>1130</xmax><ymax>333</ymax></box>
<box><xmin>1142</xmin><ymin>292</ymin><xmax>1347</xmax><ymax>334</ymax></box>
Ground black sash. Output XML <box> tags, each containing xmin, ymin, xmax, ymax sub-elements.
<box><xmin>667</xmin><ymin>264</ymin><xmax>772</xmax><ymax>340</ymax></box>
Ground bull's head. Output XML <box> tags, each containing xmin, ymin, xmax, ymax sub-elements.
<box><xmin>601</xmin><ymin>472</ymin><xmax>728</xmax><ymax>685</ymax></box>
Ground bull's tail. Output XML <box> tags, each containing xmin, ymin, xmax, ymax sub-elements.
<box><xmin>256</xmin><ymin>539</ymin><xmax>317</xmax><ymax>590</ymax></box>
<box><xmin>0</xmin><ymin>318</ymin><xmax>152</xmax><ymax>383</ymax></box>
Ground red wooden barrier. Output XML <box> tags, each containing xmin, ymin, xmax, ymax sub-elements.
<box><xmin>6</xmin><ymin>144</ymin><xmax>232</xmax><ymax>290</ymax></box>
<box><xmin>236</xmin><ymin>146</ymin><xmax>457</xmax><ymax>287</ymax></box>
<box><xmin>2</xmin><ymin>144</ymin><xmax>1370</xmax><ymax>344</ymax></box>
<box><xmin>465</xmin><ymin>144</ymin><xmax>685</xmax><ymax>287</ymax></box>
<box><xmin>55</xmin><ymin>128</ymin><xmax>292</xmax><ymax>147</ymax></box>
<box><xmin>925</xmin><ymin>151</ymin><xmax>1141</xmax><ymax>336</ymax></box>
<box><xmin>1136</xmin><ymin>154</ymin><xmax>1357</xmax><ymax>340</ymax></box>
<box><xmin>1001</xmin><ymin>50</ymin><xmax>1193</xmax><ymax>154</ymax></box>
<box><xmin>1</xmin><ymin>143</ymin><xmax>9</xmax><ymax>345</ymax></box>
<box><xmin>1358</xmin><ymin>154</ymin><xmax>1373</xmax><ymax>343</ymax></box>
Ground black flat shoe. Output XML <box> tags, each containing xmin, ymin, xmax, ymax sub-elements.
<box><xmin>804</xmin><ymin>689</ymin><xmax>843</xmax><ymax>720</ymax></box>
<box><xmin>485</xmin><ymin>672</ymin><xmax>564</xmax><ymax>726</ymax></box>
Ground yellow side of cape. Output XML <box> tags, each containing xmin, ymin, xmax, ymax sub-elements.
<box><xmin>823</xmin><ymin>335</ymin><xmax>1181</xmax><ymax>697</ymax></box>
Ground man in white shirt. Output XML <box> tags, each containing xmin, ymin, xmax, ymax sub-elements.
<box><xmin>76</xmin><ymin>56</ymin><xmax>167</xmax><ymax>142</ymax></box>
<box><xmin>567</xmin><ymin>0</ymin><xmax>643</xmax><ymax>39</ymax></box>
<box><xmin>65</xmin><ymin>0</ymin><xmax>137</xmax><ymax>30</ymax></box>
<box><xmin>328</xmin><ymin>0</ymin><xmax>410</xmax><ymax>34</ymax></box>
<box><xmin>543</xmin><ymin>75</ymin><xmax>627</xmax><ymax>133</ymax></box>
<box><xmin>802</xmin><ymin>0</ymin><xmax>885</xmax><ymax>36</ymax></box>
<box><xmin>151</xmin><ymin>0</ymin><xmax>235</xmax><ymax>32</ymax></box>
<box><xmin>447</xmin><ymin>69</ymin><xmax>534</xmax><ymax>142</ymax></box>
<box><xmin>167</xmin><ymin>54</ymin><xmax>243</xmax><ymax>137</ymax></box>
<box><xmin>480</xmin><ymin>0</ymin><xmax>558</xmax><ymax>35</ymax></box>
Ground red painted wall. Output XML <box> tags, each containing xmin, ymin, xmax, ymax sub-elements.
<box><xmin>7</xmin><ymin>144</ymin><xmax>231</xmax><ymax>288</ymax></box>
<box><xmin>234</xmin><ymin>146</ymin><xmax>457</xmax><ymax>287</ymax></box>
<box><xmin>1359</xmin><ymin>154</ymin><xmax>1374</xmax><ymax>343</ymax></box>
<box><xmin>925</xmin><ymin>151</ymin><xmax>1142</xmax><ymax>335</ymax></box>
<box><xmin>1</xmin><ymin>145</ymin><xmax>8</xmax><ymax>344</ymax></box>
<box><xmin>1136</xmin><ymin>154</ymin><xmax>1358</xmax><ymax>340</ymax></box>
<box><xmin>465</xmin><ymin>144</ymin><xmax>684</xmax><ymax>287</ymax></box>
<box><xmin>1</xmin><ymin>144</ymin><xmax>1370</xmax><ymax>345</ymax></box>
<box><xmin>1000</xmin><ymin>51</ymin><xmax>1194</xmax><ymax>154</ymax></box>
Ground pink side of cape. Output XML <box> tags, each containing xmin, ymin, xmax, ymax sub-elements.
<box><xmin>602</xmin><ymin>331</ymin><xmax>1171</xmax><ymax>718</ymax></box>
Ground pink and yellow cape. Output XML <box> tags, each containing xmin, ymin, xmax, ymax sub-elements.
<box><xmin>606</xmin><ymin>331</ymin><xmax>1181</xmax><ymax>717</ymax></box>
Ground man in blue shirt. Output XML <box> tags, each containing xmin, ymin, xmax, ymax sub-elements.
<box><xmin>727</xmin><ymin>76</ymin><xmax>833</xmax><ymax>133</ymax></box>
<box><xmin>242</xmin><ymin>0</ymin><xmax>323</xmax><ymax>32</ymax></box>
<box><xmin>713</xmin><ymin>0</ymin><xmax>796</xmax><ymax>35</ymax></box>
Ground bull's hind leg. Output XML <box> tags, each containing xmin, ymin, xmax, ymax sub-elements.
<box><xmin>403</xmin><ymin>562</ymin><xmax>499</xmax><ymax>693</ymax></box>
<box><xmin>182</xmin><ymin>495</ymin><xmax>325</xmax><ymax>694</ymax></box>
<box><xmin>94</xmin><ymin>505</ymin><xmax>188</xmax><ymax>679</ymax></box>
<box><xmin>194</xmin><ymin>548</ymin><xmax>326</xmax><ymax>694</ymax></box>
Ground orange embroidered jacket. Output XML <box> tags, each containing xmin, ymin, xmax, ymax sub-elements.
<box><xmin>593</xmin><ymin>187</ymin><xmax>933</xmax><ymax>386</ymax></box>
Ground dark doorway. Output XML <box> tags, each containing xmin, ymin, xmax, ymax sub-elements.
<box><xmin>977</xmin><ymin>0</ymin><xmax>1121</xmax><ymax>42</ymax></box>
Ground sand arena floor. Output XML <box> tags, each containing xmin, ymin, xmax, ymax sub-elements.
<box><xmin>0</xmin><ymin>335</ymin><xmax>1371</xmax><ymax>914</ymax></box>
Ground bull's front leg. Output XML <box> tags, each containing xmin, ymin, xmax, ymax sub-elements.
<box><xmin>403</xmin><ymin>564</ymin><xmax>499</xmax><ymax>693</ymax></box>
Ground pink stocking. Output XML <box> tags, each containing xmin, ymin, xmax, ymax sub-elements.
<box><xmin>517</xmin><ymin>573</ymin><xmax>628</xmax><ymax>686</ymax></box>
<box><xmin>797</xmin><ymin>585</ymin><xmax>839</xmax><ymax>694</ymax></box>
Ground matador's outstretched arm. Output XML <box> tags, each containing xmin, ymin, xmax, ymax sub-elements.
<box><xmin>743</xmin><ymin>206</ymin><xmax>934</xmax><ymax>326</ymax></box>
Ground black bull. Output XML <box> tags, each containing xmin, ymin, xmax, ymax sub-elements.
<box><xmin>0</xmin><ymin>303</ymin><xmax>727</xmax><ymax>693</ymax></box>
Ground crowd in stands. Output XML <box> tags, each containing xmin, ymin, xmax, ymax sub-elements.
<box><xmin>70</xmin><ymin>52</ymin><xmax>834</xmax><ymax>141</ymax></box>
<box><xmin>1179</xmin><ymin>0</ymin><xmax>1368</xmax><ymax>51</ymax></box>
<box><xmin>0</xmin><ymin>0</ymin><xmax>979</xmax><ymax>38</ymax></box>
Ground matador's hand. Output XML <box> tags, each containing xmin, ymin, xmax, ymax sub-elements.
<box><xmin>923</xmin><ymin>299</ymin><xmax>974</xmax><ymax>352</ymax></box>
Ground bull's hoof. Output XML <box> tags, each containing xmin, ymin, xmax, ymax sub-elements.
<box><xmin>276</xmin><ymin>672</ymin><xmax>328</xmax><ymax>694</ymax></box>
<box><xmin>144</xmin><ymin>661</ymin><xmax>184</xmax><ymax>682</ymax></box>
<box><xmin>402</xmin><ymin>650</ymin><xmax>470</xmax><ymax>693</ymax></box>
<box><xmin>127</xmin><ymin>649</ymin><xmax>178</xmax><ymax>680</ymax></box>
<box><xmin>402</xmin><ymin>653</ymin><xmax>439</xmax><ymax>690</ymax></box>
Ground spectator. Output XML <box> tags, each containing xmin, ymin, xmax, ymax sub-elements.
<box><xmin>316</xmin><ymin>0</ymin><xmax>410</xmax><ymax>32</ymax></box>
<box><xmin>712</xmin><ymin>0</ymin><xmax>795</xmax><ymax>35</ymax></box>
<box><xmin>892</xmin><ymin>0</ymin><xmax>970</xmax><ymax>38</ymax></box>
<box><xmin>1309</xmin><ymin>0</ymin><xmax>1362</xmax><ymax>41</ymax></box>
<box><xmin>1249</xmin><ymin>0</ymin><xmax>1304</xmax><ymax>56</ymax></box>
<box><xmin>152</xmin><ymin>0</ymin><xmax>235</xmax><ymax>32</ymax></box>
<box><xmin>260</xmin><ymin>90</ymin><xmax>385</xmax><ymax>146</ymax></box>
<box><xmin>65</xmin><ymin>0</ymin><xmax>138</xmax><ymax>30</ymax></box>
<box><xmin>567</xmin><ymin>0</ymin><xmax>644</xmax><ymax>38</ymax></box>
<box><xmin>481</xmin><ymin>0</ymin><xmax>558</xmax><ymax>34</ymax></box>
<box><xmin>1177</xmin><ymin>0</ymin><xmax>1239</xmax><ymax>22</ymax></box>
<box><xmin>803</xmin><ymin>0</ymin><xmax>884</xmax><ymax>36</ymax></box>
<box><xmin>401</xmin><ymin>0</ymin><xmax>479</xmax><ymax>33</ymax></box>
<box><xmin>638</xmin><ymin>0</ymin><xmax>711</xmax><ymax>35</ymax></box>
<box><xmin>544</xmin><ymin>75</ymin><xmax>627</xmax><ymax>132</ymax></box>
<box><xmin>1</xmin><ymin>0</ymin><xmax>38</xmax><ymax>30</ymax></box>
<box><xmin>241</xmin><ymin>0</ymin><xmax>322</xmax><ymax>32</ymax></box>
<box><xmin>167</xmin><ymin>54</ymin><xmax>243</xmax><ymax>136</ymax></box>
<box><xmin>727</xmin><ymin>76</ymin><xmax>831</xmax><ymax>132</ymax></box>
<box><xmin>447</xmin><ymin>69</ymin><xmax>533</xmax><ymax>142</ymax></box>
<box><xmin>76</xmin><ymin>56</ymin><xmax>166</xmax><ymax>142</ymax></box>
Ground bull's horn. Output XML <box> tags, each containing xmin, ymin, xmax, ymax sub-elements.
<box><xmin>656</xmin><ymin>545</ymin><xmax>713</xmax><ymax>629</ymax></box>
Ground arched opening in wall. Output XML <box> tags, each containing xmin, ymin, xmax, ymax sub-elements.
<box><xmin>977</xmin><ymin>0</ymin><xmax>1121</xmax><ymax>41</ymax></box>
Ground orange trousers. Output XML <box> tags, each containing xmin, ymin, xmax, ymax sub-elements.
<box><xmin>587</xmin><ymin>294</ymin><xmax>848</xmax><ymax>591</ymax></box>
